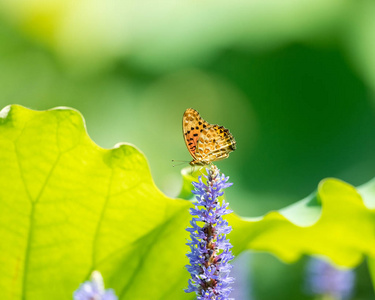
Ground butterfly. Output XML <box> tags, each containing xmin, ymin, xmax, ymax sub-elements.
<box><xmin>183</xmin><ymin>108</ymin><xmax>236</xmax><ymax>166</ymax></box>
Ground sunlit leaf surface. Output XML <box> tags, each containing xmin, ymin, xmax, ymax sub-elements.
<box><xmin>0</xmin><ymin>105</ymin><xmax>374</xmax><ymax>299</ymax></box>
<box><xmin>0</xmin><ymin>105</ymin><xmax>191</xmax><ymax>299</ymax></box>
<box><xmin>230</xmin><ymin>178</ymin><xmax>375</xmax><ymax>267</ymax></box>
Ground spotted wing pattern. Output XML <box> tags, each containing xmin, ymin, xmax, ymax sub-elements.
<box><xmin>183</xmin><ymin>108</ymin><xmax>236</xmax><ymax>165</ymax></box>
<box><xmin>194</xmin><ymin>124</ymin><xmax>236</xmax><ymax>165</ymax></box>
<box><xmin>183</xmin><ymin>108</ymin><xmax>210</xmax><ymax>160</ymax></box>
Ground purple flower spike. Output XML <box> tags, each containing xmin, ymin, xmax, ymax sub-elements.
<box><xmin>74</xmin><ymin>270</ymin><xmax>118</xmax><ymax>300</ymax></box>
<box><xmin>305</xmin><ymin>257</ymin><xmax>355</xmax><ymax>300</ymax></box>
<box><xmin>185</xmin><ymin>165</ymin><xmax>235</xmax><ymax>300</ymax></box>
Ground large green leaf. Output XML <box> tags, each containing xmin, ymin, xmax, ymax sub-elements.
<box><xmin>0</xmin><ymin>105</ymin><xmax>192</xmax><ymax>299</ymax></box>
<box><xmin>1</xmin><ymin>105</ymin><xmax>375</xmax><ymax>300</ymax></box>
<box><xmin>230</xmin><ymin>178</ymin><xmax>375</xmax><ymax>267</ymax></box>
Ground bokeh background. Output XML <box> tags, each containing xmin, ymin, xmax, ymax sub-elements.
<box><xmin>1</xmin><ymin>0</ymin><xmax>375</xmax><ymax>299</ymax></box>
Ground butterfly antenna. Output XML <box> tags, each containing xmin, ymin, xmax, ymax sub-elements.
<box><xmin>171</xmin><ymin>159</ymin><xmax>189</xmax><ymax>167</ymax></box>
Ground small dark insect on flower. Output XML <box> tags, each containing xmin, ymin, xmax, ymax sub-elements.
<box><xmin>185</xmin><ymin>164</ymin><xmax>235</xmax><ymax>300</ymax></box>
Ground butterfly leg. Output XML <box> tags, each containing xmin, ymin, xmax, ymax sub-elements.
<box><xmin>190</xmin><ymin>165</ymin><xmax>195</xmax><ymax>174</ymax></box>
<box><xmin>198</xmin><ymin>166</ymin><xmax>205</xmax><ymax>175</ymax></box>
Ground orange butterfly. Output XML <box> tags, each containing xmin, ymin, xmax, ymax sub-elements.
<box><xmin>183</xmin><ymin>108</ymin><xmax>236</xmax><ymax>166</ymax></box>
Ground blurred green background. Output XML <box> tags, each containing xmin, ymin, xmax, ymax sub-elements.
<box><xmin>1</xmin><ymin>0</ymin><xmax>375</xmax><ymax>299</ymax></box>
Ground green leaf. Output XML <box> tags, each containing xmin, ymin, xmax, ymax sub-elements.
<box><xmin>0</xmin><ymin>105</ymin><xmax>193</xmax><ymax>299</ymax></box>
<box><xmin>1</xmin><ymin>105</ymin><xmax>375</xmax><ymax>300</ymax></box>
<box><xmin>230</xmin><ymin>177</ymin><xmax>375</xmax><ymax>267</ymax></box>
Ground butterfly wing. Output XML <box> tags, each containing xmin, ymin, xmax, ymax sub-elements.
<box><xmin>195</xmin><ymin>125</ymin><xmax>236</xmax><ymax>163</ymax></box>
<box><xmin>183</xmin><ymin>108</ymin><xmax>210</xmax><ymax>159</ymax></box>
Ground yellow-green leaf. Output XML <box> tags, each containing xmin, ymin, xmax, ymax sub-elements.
<box><xmin>1</xmin><ymin>105</ymin><xmax>375</xmax><ymax>300</ymax></box>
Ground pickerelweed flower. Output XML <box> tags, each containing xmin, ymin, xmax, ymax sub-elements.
<box><xmin>305</xmin><ymin>257</ymin><xmax>355</xmax><ymax>300</ymax></box>
<box><xmin>185</xmin><ymin>164</ymin><xmax>235</xmax><ymax>300</ymax></box>
<box><xmin>73</xmin><ymin>270</ymin><xmax>118</xmax><ymax>300</ymax></box>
